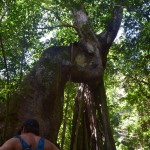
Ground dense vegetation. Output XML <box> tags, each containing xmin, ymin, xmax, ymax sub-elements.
<box><xmin>0</xmin><ymin>0</ymin><xmax>149</xmax><ymax>149</ymax></box>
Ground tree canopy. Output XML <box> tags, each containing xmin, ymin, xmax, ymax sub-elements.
<box><xmin>0</xmin><ymin>0</ymin><xmax>149</xmax><ymax>149</ymax></box>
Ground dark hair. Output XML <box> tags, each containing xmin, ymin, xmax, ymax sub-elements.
<box><xmin>21</xmin><ymin>119</ymin><xmax>40</xmax><ymax>136</ymax></box>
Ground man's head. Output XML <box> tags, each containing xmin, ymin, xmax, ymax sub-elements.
<box><xmin>21</xmin><ymin>119</ymin><xmax>40</xmax><ymax>135</ymax></box>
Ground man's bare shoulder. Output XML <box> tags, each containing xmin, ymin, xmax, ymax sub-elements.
<box><xmin>0</xmin><ymin>137</ymin><xmax>20</xmax><ymax>150</ymax></box>
<box><xmin>44</xmin><ymin>139</ymin><xmax>59</xmax><ymax>150</ymax></box>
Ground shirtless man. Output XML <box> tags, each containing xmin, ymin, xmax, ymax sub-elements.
<box><xmin>0</xmin><ymin>119</ymin><xmax>59</xmax><ymax>150</ymax></box>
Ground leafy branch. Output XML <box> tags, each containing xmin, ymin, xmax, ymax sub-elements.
<box><xmin>37</xmin><ymin>23</ymin><xmax>77</xmax><ymax>30</ymax></box>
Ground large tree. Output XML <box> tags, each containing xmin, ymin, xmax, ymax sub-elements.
<box><xmin>0</xmin><ymin>0</ymin><xmax>150</xmax><ymax>149</ymax></box>
<box><xmin>0</xmin><ymin>1</ymin><xmax>123</xmax><ymax>148</ymax></box>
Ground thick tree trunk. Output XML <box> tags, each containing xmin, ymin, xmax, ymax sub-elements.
<box><xmin>70</xmin><ymin>81</ymin><xmax>115</xmax><ymax>150</ymax></box>
<box><xmin>0</xmin><ymin>5</ymin><xmax>123</xmax><ymax>149</ymax></box>
<box><xmin>3</xmin><ymin>46</ymin><xmax>72</xmax><ymax>143</ymax></box>
<box><xmin>70</xmin><ymin>83</ymin><xmax>104</xmax><ymax>150</ymax></box>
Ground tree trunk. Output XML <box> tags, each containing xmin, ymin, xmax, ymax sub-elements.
<box><xmin>1</xmin><ymin>6</ymin><xmax>123</xmax><ymax>149</ymax></box>
<box><xmin>3</xmin><ymin>46</ymin><xmax>70</xmax><ymax>143</ymax></box>
<box><xmin>70</xmin><ymin>83</ymin><xmax>104</xmax><ymax>150</ymax></box>
<box><xmin>70</xmin><ymin>81</ymin><xmax>115</xmax><ymax>150</ymax></box>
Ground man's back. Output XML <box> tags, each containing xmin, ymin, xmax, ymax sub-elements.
<box><xmin>17</xmin><ymin>133</ymin><xmax>43</xmax><ymax>149</ymax></box>
<box><xmin>0</xmin><ymin>119</ymin><xmax>59</xmax><ymax>150</ymax></box>
<box><xmin>0</xmin><ymin>133</ymin><xmax>58</xmax><ymax>150</ymax></box>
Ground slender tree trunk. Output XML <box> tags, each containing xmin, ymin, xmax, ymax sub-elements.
<box><xmin>0</xmin><ymin>33</ymin><xmax>10</xmax><ymax>144</ymax></box>
<box><xmin>0</xmin><ymin>33</ymin><xmax>9</xmax><ymax>84</ymax></box>
<box><xmin>94</xmin><ymin>79</ymin><xmax>116</xmax><ymax>150</ymax></box>
<box><xmin>61</xmin><ymin>77</ymin><xmax>71</xmax><ymax>150</ymax></box>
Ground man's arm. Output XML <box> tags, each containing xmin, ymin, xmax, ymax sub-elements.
<box><xmin>0</xmin><ymin>138</ymin><xmax>17</xmax><ymax>150</ymax></box>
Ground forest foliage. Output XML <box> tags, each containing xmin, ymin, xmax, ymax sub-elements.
<box><xmin>0</xmin><ymin>0</ymin><xmax>149</xmax><ymax>149</ymax></box>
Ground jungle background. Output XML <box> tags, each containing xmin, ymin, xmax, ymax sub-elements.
<box><xmin>0</xmin><ymin>0</ymin><xmax>149</xmax><ymax>149</ymax></box>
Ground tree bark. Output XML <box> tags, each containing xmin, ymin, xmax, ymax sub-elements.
<box><xmin>70</xmin><ymin>81</ymin><xmax>116</xmax><ymax>150</ymax></box>
<box><xmin>1</xmin><ymin>6</ymin><xmax>123</xmax><ymax>149</ymax></box>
